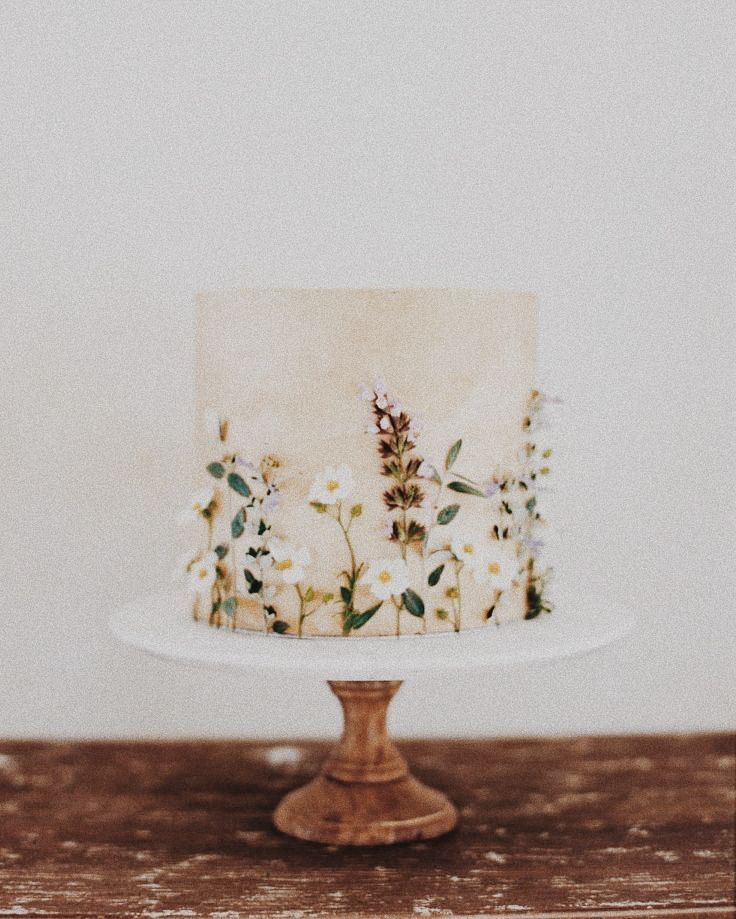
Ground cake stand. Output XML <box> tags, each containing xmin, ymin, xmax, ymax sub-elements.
<box><xmin>110</xmin><ymin>590</ymin><xmax>634</xmax><ymax>846</ymax></box>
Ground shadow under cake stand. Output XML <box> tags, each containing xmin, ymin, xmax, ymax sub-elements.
<box><xmin>110</xmin><ymin>591</ymin><xmax>634</xmax><ymax>846</ymax></box>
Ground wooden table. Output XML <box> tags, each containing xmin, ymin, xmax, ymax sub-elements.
<box><xmin>0</xmin><ymin>735</ymin><xmax>733</xmax><ymax>918</ymax></box>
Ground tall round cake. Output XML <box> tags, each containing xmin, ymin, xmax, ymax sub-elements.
<box><xmin>178</xmin><ymin>289</ymin><xmax>553</xmax><ymax>637</ymax></box>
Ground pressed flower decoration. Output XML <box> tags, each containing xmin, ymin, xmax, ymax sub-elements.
<box><xmin>177</xmin><ymin>387</ymin><xmax>555</xmax><ymax>637</ymax></box>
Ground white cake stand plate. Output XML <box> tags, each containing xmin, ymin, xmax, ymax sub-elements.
<box><xmin>110</xmin><ymin>590</ymin><xmax>634</xmax><ymax>846</ymax></box>
<box><xmin>111</xmin><ymin>589</ymin><xmax>633</xmax><ymax>680</ymax></box>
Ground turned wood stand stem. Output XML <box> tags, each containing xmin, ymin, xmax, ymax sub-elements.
<box><xmin>273</xmin><ymin>680</ymin><xmax>458</xmax><ymax>845</ymax></box>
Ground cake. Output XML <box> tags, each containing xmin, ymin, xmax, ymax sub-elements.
<box><xmin>176</xmin><ymin>289</ymin><xmax>554</xmax><ymax>637</ymax></box>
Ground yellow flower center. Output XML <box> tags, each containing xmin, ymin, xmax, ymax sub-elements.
<box><xmin>378</xmin><ymin>570</ymin><xmax>392</xmax><ymax>584</ymax></box>
<box><xmin>326</xmin><ymin>479</ymin><xmax>340</xmax><ymax>492</ymax></box>
<box><xmin>487</xmin><ymin>562</ymin><xmax>501</xmax><ymax>575</ymax></box>
<box><xmin>275</xmin><ymin>559</ymin><xmax>293</xmax><ymax>571</ymax></box>
<box><xmin>197</xmin><ymin>567</ymin><xmax>208</xmax><ymax>579</ymax></box>
<box><xmin>463</xmin><ymin>544</ymin><xmax>474</xmax><ymax>555</ymax></box>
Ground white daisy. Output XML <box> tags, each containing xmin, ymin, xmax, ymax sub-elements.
<box><xmin>309</xmin><ymin>465</ymin><xmax>354</xmax><ymax>505</ymax></box>
<box><xmin>179</xmin><ymin>484</ymin><xmax>217</xmax><ymax>525</ymax></box>
<box><xmin>450</xmin><ymin>534</ymin><xmax>482</xmax><ymax>565</ymax></box>
<box><xmin>188</xmin><ymin>551</ymin><xmax>218</xmax><ymax>596</ymax></box>
<box><xmin>361</xmin><ymin>559</ymin><xmax>410</xmax><ymax>601</ymax></box>
<box><xmin>471</xmin><ymin>544</ymin><xmax>517</xmax><ymax>591</ymax></box>
<box><xmin>269</xmin><ymin>537</ymin><xmax>310</xmax><ymax>584</ymax></box>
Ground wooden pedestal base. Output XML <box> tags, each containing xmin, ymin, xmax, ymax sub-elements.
<box><xmin>273</xmin><ymin>680</ymin><xmax>458</xmax><ymax>846</ymax></box>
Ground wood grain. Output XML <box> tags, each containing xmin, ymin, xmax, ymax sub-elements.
<box><xmin>0</xmin><ymin>734</ymin><xmax>733</xmax><ymax>918</ymax></box>
<box><xmin>274</xmin><ymin>682</ymin><xmax>458</xmax><ymax>845</ymax></box>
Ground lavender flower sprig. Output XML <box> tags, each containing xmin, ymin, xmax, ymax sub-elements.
<box><xmin>364</xmin><ymin>382</ymin><xmax>426</xmax><ymax>560</ymax></box>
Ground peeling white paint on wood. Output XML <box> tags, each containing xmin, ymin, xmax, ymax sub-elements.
<box><xmin>0</xmin><ymin>736</ymin><xmax>732</xmax><ymax>918</ymax></box>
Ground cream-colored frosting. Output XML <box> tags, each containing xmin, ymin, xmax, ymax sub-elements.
<box><xmin>193</xmin><ymin>289</ymin><xmax>537</xmax><ymax>636</ymax></box>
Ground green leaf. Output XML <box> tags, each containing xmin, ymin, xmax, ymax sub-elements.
<box><xmin>402</xmin><ymin>588</ymin><xmax>425</xmax><ymax>618</ymax></box>
<box><xmin>303</xmin><ymin>586</ymin><xmax>315</xmax><ymax>602</ymax></box>
<box><xmin>213</xmin><ymin>544</ymin><xmax>228</xmax><ymax>560</ymax></box>
<box><xmin>206</xmin><ymin>461</ymin><xmax>225</xmax><ymax>479</ymax></box>
<box><xmin>244</xmin><ymin>569</ymin><xmax>262</xmax><ymax>594</ymax></box>
<box><xmin>435</xmin><ymin>607</ymin><xmax>450</xmax><ymax>621</ymax></box>
<box><xmin>350</xmin><ymin>503</ymin><xmax>363</xmax><ymax>518</ymax></box>
<box><xmin>222</xmin><ymin>596</ymin><xmax>237</xmax><ymax>618</ymax></box>
<box><xmin>448</xmin><ymin>481</ymin><xmax>485</xmax><ymax>497</ymax></box>
<box><xmin>445</xmin><ymin>439</ymin><xmax>462</xmax><ymax>470</ymax></box>
<box><xmin>345</xmin><ymin>603</ymin><xmax>382</xmax><ymax>632</ymax></box>
<box><xmin>436</xmin><ymin>504</ymin><xmax>460</xmax><ymax>525</ymax></box>
<box><xmin>428</xmin><ymin>564</ymin><xmax>445</xmax><ymax>587</ymax></box>
<box><xmin>310</xmin><ymin>501</ymin><xmax>328</xmax><ymax>513</ymax></box>
<box><xmin>227</xmin><ymin>472</ymin><xmax>251</xmax><ymax>497</ymax></box>
<box><xmin>231</xmin><ymin>508</ymin><xmax>245</xmax><ymax>539</ymax></box>
<box><xmin>340</xmin><ymin>586</ymin><xmax>352</xmax><ymax>605</ymax></box>
<box><xmin>271</xmin><ymin>620</ymin><xmax>290</xmax><ymax>634</ymax></box>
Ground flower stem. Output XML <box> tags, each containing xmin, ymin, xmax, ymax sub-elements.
<box><xmin>422</xmin><ymin>477</ymin><xmax>444</xmax><ymax>573</ymax></box>
<box><xmin>392</xmin><ymin>596</ymin><xmax>402</xmax><ymax>637</ymax></box>
<box><xmin>336</xmin><ymin>504</ymin><xmax>358</xmax><ymax>578</ymax></box>
<box><xmin>453</xmin><ymin>561</ymin><xmax>463</xmax><ymax>633</ymax></box>
<box><xmin>296</xmin><ymin>584</ymin><xmax>305</xmax><ymax>638</ymax></box>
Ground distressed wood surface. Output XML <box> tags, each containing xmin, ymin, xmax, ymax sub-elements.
<box><xmin>0</xmin><ymin>735</ymin><xmax>733</xmax><ymax>918</ymax></box>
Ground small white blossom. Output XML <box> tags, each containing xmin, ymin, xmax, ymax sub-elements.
<box><xmin>179</xmin><ymin>485</ymin><xmax>217</xmax><ymax>525</ymax></box>
<box><xmin>309</xmin><ymin>465</ymin><xmax>354</xmax><ymax>505</ymax></box>
<box><xmin>262</xmin><ymin>489</ymin><xmax>280</xmax><ymax>516</ymax></box>
<box><xmin>450</xmin><ymin>534</ymin><xmax>482</xmax><ymax>565</ymax></box>
<box><xmin>417</xmin><ymin>461</ymin><xmax>437</xmax><ymax>479</ymax></box>
<box><xmin>358</xmin><ymin>383</ymin><xmax>374</xmax><ymax>401</ymax></box>
<box><xmin>240</xmin><ymin>522</ymin><xmax>266</xmax><ymax>555</ymax></box>
<box><xmin>471</xmin><ymin>544</ymin><xmax>517</xmax><ymax>591</ymax></box>
<box><xmin>188</xmin><ymin>551</ymin><xmax>218</xmax><ymax>596</ymax></box>
<box><xmin>269</xmin><ymin>537</ymin><xmax>310</xmax><ymax>584</ymax></box>
<box><xmin>361</xmin><ymin>559</ymin><xmax>410</xmax><ymax>601</ymax></box>
<box><xmin>379</xmin><ymin>415</ymin><xmax>392</xmax><ymax>431</ymax></box>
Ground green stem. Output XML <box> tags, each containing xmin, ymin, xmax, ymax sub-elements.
<box><xmin>422</xmin><ymin>477</ymin><xmax>444</xmax><ymax>571</ymax></box>
<box><xmin>399</xmin><ymin>510</ymin><xmax>407</xmax><ymax>560</ymax></box>
<box><xmin>392</xmin><ymin>596</ymin><xmax>402</xmax><ymax>637</ymax></box>
<box><xmin>453</xmin><ymin>561</ymin><xmax>463</xmax><ymax>633</ymax></box>
<box><xmin>296</xmin><ymin>584</ymin><xmax>305</xmax><ymax>638</ymax></box>
<box><xmin>336</xmin><ymin>504</ymin><xmax>358</xmax><ymax>577</ymax></box>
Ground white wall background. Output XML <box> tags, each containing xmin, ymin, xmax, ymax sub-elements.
<box><xmin>1</xmin><ymin>1</ymin><xmax>734</xmax><ymax>739</ymax></box>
